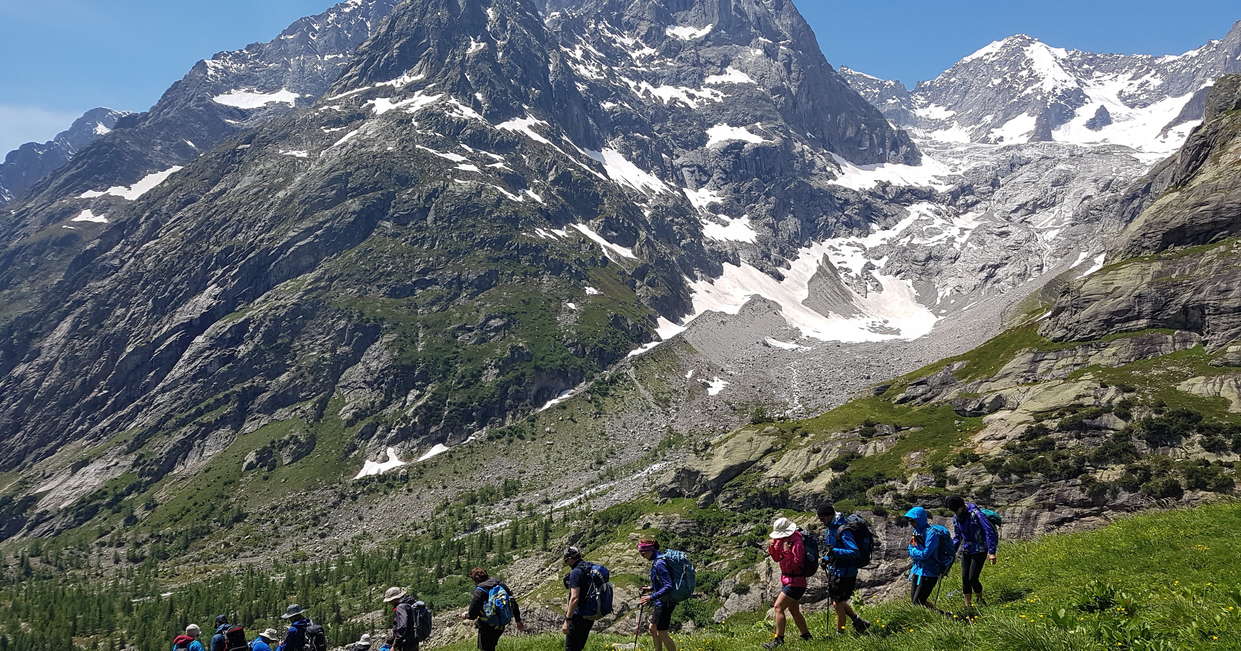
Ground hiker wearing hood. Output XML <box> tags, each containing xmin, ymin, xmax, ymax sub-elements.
<box><xmin>763</xmin><ymin>517</ymin><xmax>813</xmax><ymax>649</ymax></box>
<box><xmin>904</xmin><ymin>506</ymin><xmax>954</xmax><ymax>609</ymax></box>
<box><xmin>463</xmin><ymin>567</ymin><xmax>524</xmax><ymax>651</ymax></box>
<box><xmin>947</xmin><ymin>495</ymin><xmax>998</xmax><ymax>608</ymax></box>
<box><xmin>171</xmin><ymin>624</ymin><xmax>206</xmax><ymax>651</ymax></box>
<box><xmin>210</xmin><ymin>615</ymin><xmax>230</xmax><ymax>651</ymax></box>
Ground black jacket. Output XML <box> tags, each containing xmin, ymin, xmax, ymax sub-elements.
<box><xmin>467</xmin><ymin>579</ymin><xmax>522</xmax><ymax>628</ymax></box>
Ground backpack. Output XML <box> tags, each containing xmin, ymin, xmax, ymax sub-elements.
<box><xmin>797</xmin><ymin>529</ymin><xmax>820</xmax><ymax>577</ymax></box>
<box><xmin>304</xmin><ymin>622</ymin><xmax>327</xmax><ymax>651</ymax></box>
<box><xmin>225</xmin><ymin>627</ymin><xmax>248</xmax><ymax>651</ymax></box>
<box><xmin>661</xmin><ymin>550</ymin><xmax>696</xmax><ymax>602</ymax></box>
<box><xmin>929</xmin><ymin>525</ymin><xmax>956</xmax><ymax>575</ymax></box>
<box><xmin>978</xmin><ymin>507</ymin><xmax>1003</xmax><ymax>539</ymax></box>
<box><xmin>480</xmin><ymin>584</ymin><xmax>514</xmax><ymax>628</ymax></box>
<box><xmin>402</xmin><ymin>601</ymin><xmax>433</xmax><ymax>642</ymax></box>
<box><xmin>841</xmin><ymin>514</ymin><xmax>877</xmax><ymax>568</ymax></box>
<box><xmin>172</xmin><ymin>636</ymin><xmax>193</xmax><ymax>651</ymax></box>
<box><xmin>580</xmin><ymin>562</ymin><xmax>614</xmax><ymax>621</ymax></box>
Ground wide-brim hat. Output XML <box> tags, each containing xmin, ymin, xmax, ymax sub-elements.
<box><xmin>383</xmin><ymin>586</ymin><xmax>408</xmax><ymax>603</ymax></box>
<box><xmin>259</xmin><ymin>629</ymin><xmax>280</xmax><ymax>641</ymax></box>
<box><xmin>769</xmin><ymin>516</ymin><xmax>797</xmax><ymax>539</ymax></box>
<box><xmin>281</xmin><ymin>604</ymin><xmax>306</xmax><ymax>619</ymax></box>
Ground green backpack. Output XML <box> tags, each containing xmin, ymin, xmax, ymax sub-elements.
<box><xmin>661</xmin><ymin>550</ymin><xmax>696</xmax><ymax>602</ymax></box>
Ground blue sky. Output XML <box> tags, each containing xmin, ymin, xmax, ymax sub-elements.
<box><xmin>0</xmin><ymin>0</ymin><xmax>1237</xmax><ymax>154</ymax></box>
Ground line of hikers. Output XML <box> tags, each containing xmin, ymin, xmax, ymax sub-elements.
<box><xmin>170</xmin><ymin>495</ymin><xmax>998</xmax><ymax>651</ymax></box>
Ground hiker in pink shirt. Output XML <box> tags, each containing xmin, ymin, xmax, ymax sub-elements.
<box><xmin>763</xmin><ymin>517</ymin><xmax>813</xmax><ymax>648</ymax></box>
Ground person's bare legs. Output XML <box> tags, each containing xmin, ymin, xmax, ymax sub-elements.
<box><xmin>787</xmin><ymin>601</ymin><xmax>809</xmax><ymax>637</ymax></box>
<box><xmin>772</xmin><ymin>593</ymin><xmax>789</xmax><ymax>639</ymax></box>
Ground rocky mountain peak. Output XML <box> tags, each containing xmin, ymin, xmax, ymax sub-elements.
<box><xmin>0</xmin><ymin>107</ymin><xmax>129</xmax><ymax>205</ymax></box>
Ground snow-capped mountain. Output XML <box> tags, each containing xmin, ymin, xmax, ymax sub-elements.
<box><xmin>0</xmin><ymin>0</ymin><xmax>930</xmax><ymax>530</ymax></box>
<box><xmin>843</xmin><ymin>21</ymin><xmax>1241</xmax><ymax>156</ymax></box>
<box><xmin>0</xmin><ymin>108</ymin><xmax>127</xmax><ymax>205</ymax></box>
<box><xmin>1</xmin><ymin>0</ymin><xmax>399</xmax><ymax>241</ymax></box>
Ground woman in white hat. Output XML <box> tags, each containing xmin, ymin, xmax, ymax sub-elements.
<box><xmin>349</xmin><ymin>632</ymin><xmax>373</xmax><ymax>650</ymax></box>
<box><xmin>763</xmin><ymin>517</ymin><xmax>813</xmax><ymax>648</ymax></box>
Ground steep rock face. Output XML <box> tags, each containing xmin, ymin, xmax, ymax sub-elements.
<box><xmin>844</xmin><ymin>22</ymin><xmax>1241</xmax><ymax>154</ymax></box>
<box><xmin>1042</xmin><ymin>77</ymin><xmax>1241</xmax><ymax>347</ymax></box>
<box><xmin>0</xmin><ymin>0</ymin><xmax>928</xmax><ymax>536</ymax></box>
<box><xmin>1</xmin><ymin>0</ymin><xmax>399</xmax><ymax>244</ymax></box>
<box><xmin>0</xmin><ymin>108</ymin><xmax>128</xmax><ymax>205</ymax></box>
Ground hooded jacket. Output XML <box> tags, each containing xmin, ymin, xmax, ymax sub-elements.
<box><xmin>767</xmin><ymin>530</ymin><xmax>808</xmax><ymax>588</ymax></box>
<box><xmin>905</xmin><ymin>506</ymin><xmax>953</xmax><ymax>580</ymax></box>
<box><xmin>250</xmin><ymin>638</ymin><xmax>274</xmax><ymax>651</ymax></box>
<box><xmin>647</xmin><ymin>553</ymin><xmax>675</xmax><ymax>608</ymax></box>
<box><xmin>952</xmin><ymin>503</ymin><xmax>998</xmax><ymax>555</ymax></box>
<box><xmin>171</xmin><ymin>636</ymin><xmax>206</xmax><ymax>651</ymax></box>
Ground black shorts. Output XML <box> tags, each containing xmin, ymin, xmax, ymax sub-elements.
<box><xmin>828</xmin><ymin>574</ymin><xmax>857</xmax><ymax>603</ymax></box>
<box><xmin>781</xmin><ymin>585</ymin><xmax>807</xmax><ymax>601</ymax></box>
<box><xmin>652</xmin><ymin>603</ymin><xmax>674</xmax><ymax>631</ymax></box>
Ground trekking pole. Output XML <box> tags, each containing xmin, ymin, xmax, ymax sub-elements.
<box><xmin>632</xmin><ymin>601</ymin><xmax>646</xmax><ymax>650</ymax></box>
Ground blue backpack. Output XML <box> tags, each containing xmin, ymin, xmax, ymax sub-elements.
<box><xmin>661</xmin><ymin>550</ymin><xmax>696</xmax><ymax>602</ymax></box>
<box><xmin>480</xmin><ymin>583</ymin><xmax>514</xmax><ymax>627</ymax></box>
<box><xmin>929</xmin><ymin>525</ymin><xmax>956</xmax><ymax>575</ymax></box>
<box><xmin>580</xmin><ymin>563</ymin><xmax>614</xmax><ymax>621</ymax></box>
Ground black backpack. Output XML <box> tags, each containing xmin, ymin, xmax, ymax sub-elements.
<box><xmin>798</xmin><ymin>529</ymin><xmax>820</xmax><ymax>577</ymax></box>
<box><xmin>400</xmin><ymin>600</ymin><xmax>433</xmax><ymax>642</ymax></box>
<box><xmin>842</xmin><ymin>514</ymin><xmax>877</xmax><ymax>568</ymax></box>
<box><xmin>304</xmin><ymin>622</ymin><xmax>327</xmax><ymax>651</ymax></box>
<box><xmin>224</xmin><ymin>627</ymin><xmax>248</xmax><ymax>651</ymax></box>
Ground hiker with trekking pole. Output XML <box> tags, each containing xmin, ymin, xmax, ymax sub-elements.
<box><xmin>902</xmin><ymin>506</ymin><xmax>955</xmax><ymax>612</ymax></box>
<box><xmin>817</xmin><ymin>503</ymin><xmax>873</xmax><ymax>635</ymax></box>
<box><xmin>637</xmin><ymin>539</ymin><xmax>695</xmax><ymax>651</ymax></box>
<box><xmin>946</xmin><ymin>495</ymin><xmax>1000</xmax><ymax>609</ymax></box>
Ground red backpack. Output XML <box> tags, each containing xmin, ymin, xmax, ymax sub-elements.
<box><xmin>171</xmin><ymin>635</ymin><xmax>195</xmax><ymax>650</ymax></box>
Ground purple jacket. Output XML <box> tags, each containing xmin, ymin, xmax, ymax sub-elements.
<box><xmin>952</xmin><ymin>503</ymin><xmax>998</xmax><ymax>555</ymax></box>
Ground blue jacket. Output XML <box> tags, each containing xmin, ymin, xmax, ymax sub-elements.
<box><xmin>276</xmin><ymin>619</ymin><xmax>308</xmax><ymax>651</ymax></box>
<box><xmin>648</xmin><ymin>553</ymin><xmax>674</xmax><ymax>608</ymax></box>
<box><xmin>905</xmin><ymin>506</ymin><xmax>952</xmax><ymax>580</ymax></box>
<box><xmin>952</xmin><ymin>504</ymin><xmax>998</xmax><ymax>555</ymax></box>
<box><xmin>210</xmin><ymin>625</ymin><xmax>230</xmax><ymax>651</ymax></box>
<box><xmin>250</xmin><ymin>639</ymin><xmax>274</xmax><ymax>651</ymax></box>
<box><xmin>822</xmin><ymin>516</ymin><xmax>860</xmax><ymax>578</ymax></box>
<box><xmin>172</xmin><ymin>641</ymin><xmax>206</xmax><ymax>651</ymax></box>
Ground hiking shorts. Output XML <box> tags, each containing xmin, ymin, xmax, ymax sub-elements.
<box><xmin>651</xmin><ymin>603</ymin><xmax>674</xmax><ymax>631</ymax></box>
<box><xmin>565</xmin><ymin>616</ymin><xmax>594</xmax><ymax>651</ymax></box>
<box><xmin>781</xmin><ymin>585</ymin><xmax>807</xmax><ymax>602</ymax></box>
<box><xmin>828</xmin><ymin>574</ymin><xmax>857</xmax><ymax>603</ymax></box>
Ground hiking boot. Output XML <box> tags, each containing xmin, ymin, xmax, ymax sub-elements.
<box><xmin>800</xmin><ymin>632</ymin><xmax>813</xmax><ymax>641</ymax></box>
<box><xmin>853</xmin><ymin>618</ymin><xmax>871</xmax><ymax>634</ymax></box>
<box><xmin>761</xmin><ymin>637</ymin><xmax>785</xmax><ymax>649</ymax></box>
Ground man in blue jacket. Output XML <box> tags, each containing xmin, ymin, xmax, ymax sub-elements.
<box><xmin>638</xmin><ymin>539</ymin><xmax>676</xmax><ymax>651</ymax></box>
<box><xmin>904</xmin><ymin>506</ymin><xmax>952</xmax><ymax>610</ymax></box>
<box><xmin>946</xmin><ymin>496</ymin><xmax>998</xmax><ymax>608</ymax></box>
<box><xmin>209</xmin><ymin>615</ymin><xmax>230</xmax><ymax>651</ymax></box>
<box><xmin>817</xmin><ymin>503</ymin><xmax>871</xmax><ymax>635</ymax></box>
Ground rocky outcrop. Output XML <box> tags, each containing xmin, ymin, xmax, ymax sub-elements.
<box><xmin>0</xmin><ymin>108</ymin><xmax>128</xmax><ymax>204</ymax></box>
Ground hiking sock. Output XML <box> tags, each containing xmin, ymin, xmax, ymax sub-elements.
<box><xmin>761</xmin><ymin>636</ymin><xmax>785</xmax><ymax>649</ymax></box>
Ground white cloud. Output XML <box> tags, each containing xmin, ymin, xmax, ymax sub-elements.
<box><xmin>0</xmin><ymin>104</ymin><xmax>83</xmax><ymax>155</ymax></box>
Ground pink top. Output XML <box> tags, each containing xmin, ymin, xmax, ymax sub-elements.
<box><xmin>768</xmin><ymin>531</ymin><xmax>808</xmax><ymax>588</ymax></box>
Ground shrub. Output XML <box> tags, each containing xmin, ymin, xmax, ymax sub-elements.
<box><xmin>1140</xmin><ymin>477</ymin><xmax>1184</xmax><ymax>499</ymax></box>
<box><xmin>1182</xmin><ymin>461</ymin><xmax>1235</xmax><ymax>493</ymax></box>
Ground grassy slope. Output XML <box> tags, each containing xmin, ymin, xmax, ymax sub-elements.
<box><xmin>441</xmin><ymin>502</ymin><xmax>1241</xmax><ymax>650</ymax></box>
